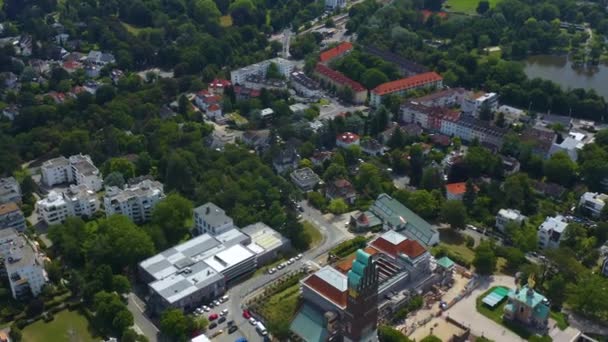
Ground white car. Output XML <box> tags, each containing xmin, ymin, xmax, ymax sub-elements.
<box><xmin>287</xmin><ymin>259</ymin><xmax>294</xmax><ymax>265</ymax></box>
<box><xmin>277</xmin><ymin>264</ymin><xmax>284</xmax><ymax>270</ymax></box>
<box><xmin>214</xmin><ymin>300</ymin><xmax>221</xmax><ymax>306</ymax></box>
<box><xmin>195</xmin><ymin>308</ymin><xmax>203</xmax><ymax>314</ymax></box>
<box><xmin>221</xmin><ymin>295</ymin><xmax>229</xmax><ymax>302</ymax></box>
<box><xmin>221</xmin><ymin>309</ymin><xmax>229</xmax><ymax>316</ymax></box>
<box><xmin>249</xmin><ymin>317</ymin><xmax>257</xmax><ymax>325</ymax></box>
<box><xmin>289</xmin><ymin>257</ymin><xmax>296</xmax><ymax>263</ymax></box>
<box><xmin>203</xmin><ymin>306</ymin><xmax>210</xmax><ymax>312</ymax></box>
<box><xmin>295</xmin><ymin>254</ymin><xmax>302</xmax><ymax>260</ymax></box>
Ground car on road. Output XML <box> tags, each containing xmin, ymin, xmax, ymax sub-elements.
<box><xmin>228</xmin><ymin>325</ymin><xmax>238</xmax><ymax>334</ymax></box>
<box><xmin>209</xmin><ymin>313</ymin><xmax>219</xmax><ymax>321</ymax></box>
<box><xmin>297</xmin><ymin>214</ymin><xmax>302</xmax><ymax>220</ymax></box>
<box><xmin>210</xmin><ymin>330</ymin><xmax>223</xmax><ymax>338</ymax></box>
<box><xmin>221</xmin><ymin>309</ymin><xmax>229</xmax><ymax>316</ymax></box>
<box><xmin>221</xmin><ymin>295</ymin><xmax>229</xmax><ymax>302</ymax></box>
<box><xmin>213</xmin><ymin>300</ymin><xmax>221</xmax><ymax>306</ymax></box>
<box><xmin>209</xmin><ymin>322</ymin><xmax>218</xmax><ymax>329</ymax></box>
<box><xmin>287</xmin><ymin>259</ymin><xmax>294</xmax><ymax>265</ymax></box>
<box><xmin>242</xmin><ymin>310</ymin><xmax>251</xmax><ymax>319</ymax></box>
<box><xmin>277</xmin><ymin>263</ymin><xmax>285</xmax><ymax>269</ymax></box>
<box><xmin>466</xmin><ymin>224</ymin><xmax>478</xmax><ymax>231</ymax></box>
<box><xmin>203</xmin><ymin>306</ymin><xmax>210</xmax><ymax>312</ymax></box>
<box><xmin>208</xmin><ymin>302</ymin><xmax>215</xmax><ymax>308</ymax></box>
<box><xmin>195</xmin><ymin>308</ymin><xmax>203</xmax><ymax>315</ymax></box>
<box><xmin>218</xmin><ymin>316</ymin><xmax>227</xmax><ymax>324</ymax></box>
<box><xmin>268</xmin><ymin>267</ymin><xmax>276</xmax><ymax>274</ymax></box>
<box><xmin>249</xmin><ymin>317</ymin><xmax>257</xmax><ymax>325</ymax></box>
<box><xmin>296</xmin><ymin>253</ymin><xmax>302</xmax><ymax>260</ymax></box>
<box><xmin>297</xmin><ymin>205</ymin><xmax>304</xmax><ymax>212</ymax></box>
<box><xmin>235</xmin><ymin>338</ymin><xmax>248</xmax><ymax>342</ymax></box>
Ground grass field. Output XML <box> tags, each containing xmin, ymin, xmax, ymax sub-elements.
<box><xmin>431</xmin><ymin>228</ymin><xmax>475</xmax><ymax>265</ymax></box>
<box><xmin>303</xmin><ymin>221</ymin><xmax>323</xmax><ymax>248</ymax></box>
<box><xmin>258</xmin><ymin>283</ymin><xmax>301</xmax><ymax>328</ymax></box>
<box><xmin>476</xmin><ymin>287</ymin><xmax>533</xmax><ymax>339</ymax></box>
<box><xmin>220</xmin><ymin>15</ymin><xmax>233</xmax><ymax>27</ymax></box>
<box><xmin>443</xmin><ymin>0</ymin><xmax>502</xmax><ymax>14</ymax></box>
<box><xmin>22</xmin><ymin>310</ymin><xmax>98</xmax><ymax>342</ymax></box>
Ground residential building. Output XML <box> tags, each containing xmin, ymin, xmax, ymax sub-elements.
<box><xmin>336</xmin><ymin>132</ymin><xmax>360</xmax><ymax>148</ymax></box>
<box><xmin>538</xmin><ymin>215</ymin><xmax>568</xmax><ymax>249</ymax></box>
<box><xmin>0</xmin><ymin>203</ymin><xmax>26</xmax><ymax>232</ymax></box>
<box><xmin>370</xmin><ymin>72</ymin><xmax>443</xmax><ymax>107</ymax></box>
<box><xmin>241</xmin><ymin>73</ymin><xmax>287</xmax><ymax>90</ymax></box>
<box><xmin>103</xmin><ymin>179</ymin><xmax>165</xmax><ymax>223</ymax></box>
<box><xmin>41</xmin><ymin>154</ymin><xmax>103</xmax><ymax>191</ymax></box>
<box><xmin>194</xmin><ymin>203</ymin><xmax>234</xmax><ymax>236</ymax></box>
<box><xmin>538</xmin><ymin>113</ymin><xmax>573</xmax><ymax>130</ymax></box>
<box><xmin>2</xmin><ymin>105</ymin><xmax>19</xmax><ymax>121</ymax></box>
<box><xmin>319</xmin><ymin>42</ymin><xmax>353</xmax><ymax>64</ymax></box>
<box><xmin>462</xmin><ymin>92</ymin><xmax>498</xmax><ymax>117</ymax></box>
<box><xmin>325</xmin><ymin>0</ymin><xmax>346</xmax><ymax>10</ymax></box>
<box><xmin>241</xmin><ymin>222</ymin><xmax>291</xmax><ymax>265</ymax></box>
<box><xmin>364</xmin><ymin>46</ymin><xmax>428</xmax><ymax>76</ymax></box>
<box><xmin>521</xmin><ymin>127</ymin><xmax>557</xmax><ymax>158</ymax></box>
<box><xmin>37</xmin><ymin>185</ymin><xmax>100</xmax><ymax>225</ymax></box>
<box><xmin>0</xmin><ymin>177</ymin><xmax>21</xmax><ymax>204</ymax></box>
<box><xmin>230</xmin><ymin>58</ymin><xmax>295</xmax><ymax>85</ymax></box>
<box><xmin>531</xmin><ymin>180</ymin><xmax>566</xmax><ymax>200</ymax></box>
<box><xmin>86</xmin><ymin>50</ymin><xmax>115</xmax><ymax>66</ymax></box>
<box><xmin>0</xmin><ymin>229</ymin><xmax>48</xmax><ymax>299</ymax></box>
<box><xmin>314</xmin><ymin>64</ymin><xmax>367</xmax><ymax>104</ymax></box>
<box><xmin>291</xmin><ymin>168</ymin><xmax>322</xmax><ymax>192</ymax></box>
<box><xmin>272</xmin><ymin>145</ymin><xmax>300</xmax><ymax>174</ymax></box>
<box><xmin>445</xmin><ymin>182</ymin><xmax>468</xmax><ymax>201</ymax></box>
<box><xmin>208</xmin><ymin>78</ymin><xmax>231</xmax><ymax>95</ymax></box>
<box><xmin>578</xmin><ymin>192</ymin><xmax>607</xmax><ymax>218</ymax></box>
<box><xmin>311</xmin><ymin>151</ymin><xmax>334</xmax><ymax>166</ymax></box>
<box><xmin>548</xmin><ymin>137</ymin><xmax>585</xmax><ymax>161</ymax></box>
<box><xmin>495</xmin><ymin>209</ymin><xmax>527</xmax><ymax>232</ymax></box>
<box><xmin>504</xmin><ymin>283</ymin><xmax>549</xmax><ymax>331</ymax></box>
<box><xmin>361</xmin><ymin>193</ymin><xmax>439</xmax><ymax>246</ymax></box>
<box><xmin>360</xmin><ymin>138</ymin><xmax>384</xmax><ymax>156</ymax></box>
<box><xmin>601</xmin><ymin>257</ymin><xmax>608</xmax><ymax>277</ymax></box>
<box><xmin>260</xmin><ymin>108</ymin><xmax>274</xmax><ymax>119</ymax></box>
<box><xmin>241</xmin><ymin>129</ymin><xmax>271</xmax><ymax>150</ymax></box>
<box><xmin>412</xmin><ymin>88</ymin><xmax>467</xmax><ymax>108</ymax></box>
<box><xmin>290</xmin><ymin>71</ymin><xmax>321</xmax><ymax>98</ymax></box>
<box><xmin>326</xmin><ymin>179</ymin><xmax>357</xmax><ymax>204</ymax></box>
<box><xmin>501</xmin><ymin>156</ymin><xmax>520</xmax><ymax>176</ymax></box>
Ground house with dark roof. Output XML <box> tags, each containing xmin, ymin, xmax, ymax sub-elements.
<box><xmin>360</xmin><ymin>138</ymin><xmax>385</xmax><ymax>156</ymax></box>
<box><xmin>364</xmin><ymin>46</ymin><xmax>429</xmax><ymax>76</ymax></box>
<box><xmin>241</xmin><ymin>130</ymin><xmax>271</xmax><ymax>150</ymax></box>
<box><xmin>325</xmin><ymin>179</ymin><xmax>357</xmax><ymax>204</ymax></box>
<box><xmin>521</xmin><ymin>127</ymin><xmax>557</xmax><ymax>158</ymax></box>
<box><xmin>311</xmin><ymin>151</ymin><xmax>334</xmax><ymax>166</ymax></box>
<box><xmin>272</xmin><ymin>145</ymin><xmax>300</xmax><ymax>174</ymax></box>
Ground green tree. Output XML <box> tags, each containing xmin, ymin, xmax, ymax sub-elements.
<box><xmin>150</xmin><ymin>194</ymin><xmax>193</xmax><ymax>248</ymax></box>
<box><xmin>266</xmin><ymin>62</ymin><xmax>282</xmax><ymax>80</ymax></box>
<box><xmin>400</xmin><ymin>190</ymin><xmax>441</xmax><ymax>219</ymax></box>
<box><xmin>462</xmin><ymin>179</ymin><xmax>477</xmax><ymax>210</ymax></box>
<box><xmin>9</xmin><ymin>325</ymin><xmax>22</xmax><ymax>342</ymax></box>
<box><xmin>361</xmin><ymin>68</ymin><xmax>389</xmax><ymax>89</ymax></box>
<box><xmin>566</xmin><ymin>273</ymin><xmax>608</xmax><ymax>321</ymax></box>
<box><xmin>328</xmin><ymin>198</ymin><xmax>349</xmax><ymax>214</ymax></box>
<box><xmin>104</xmin><ymin>157</ymin><xmax>136</xmax><ymax>180</ymax></box>
<box><xmin>478</xmin><ymin>101</ymin><xmax>494</xmax><ymax>121</ymax></box>
<box><xmin>104</xmin><ymin>171</ymin><xmax>125</xmax><ymax>188</ymax></box>
<box><xmin>93</xmin><ymin>291</ymin><xmax>134</xmax><ymax>336</ymax></box>
<box><xmin>441</xmin><ymin>200</ymin><xmax>467</xmax><ymax>230</ymax></box>
<box><xmin>421</xmin><ymin>336</ymin><xmax>442</xmax><ymax>342</ymax></box>
<box><xmin>420</xmin><ymin>166</ymin><xmax>443</xmax><ymax>191</ymax></box>
<box><xmin>112</xmin><ymin>275</ymin><xmax>131</xmax><ymax>295</ymax></box>
<box><xmin>544</xmin><ymin>152</ymin><xmax>576</xmax><ymax>185</ymax></box>
<box><xmin>307</xmin><ymin>191</ymin><xmax>327</xmax><ymax>210</ymax></box>
<box><xmin>473</xmin><ymin>241</ymin><xmax>497</xmax><ymax>275</ymax></box>
<box><xmin>160</xmin><ymin>309</ymin><xmax>194</xmax><ymax>341</ymax></box>
<box><xmin>545</xmin><ymin>274</ymin><xmax>567</xmax><ymax>308</ymax></box>
<box><xmin>378</xmin><ymin>325</ymin><xmax>413</xmax><ymax>342</ymax></box>
<box><xmin>506</xmin><ymin>222</ymin><xmax>538</xmax><ymax>253</ymax></box>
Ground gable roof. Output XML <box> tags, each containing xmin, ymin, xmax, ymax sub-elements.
<box><xmin>446</xmin><ymin>182</ymin><xmax>467</xmax><ymax>195</ymax></box>
<box><xmin>372</xmin><ymin>72</ymin><xmax>443</xmax><ymax>96</ymax></box>
<box><xmin>314</xmin><ymin>63</ymin><xmax>366</xmax><ymax>92</ymax></box>
<box><xmin>319</xmin><ymin>42</ymin><xmax>353</xmax><ymax>63</ymax></box>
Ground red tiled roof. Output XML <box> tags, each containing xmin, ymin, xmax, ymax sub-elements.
<box><xmin>63</xmin><ymin>60</ymin><xmax>82</xmax><ymax>69</ymax></box>
<box><xmin>203</xmin><ymin>95</ymin><xmax>221</xmax><ymax>104</ymax></box>
<box><xmin>336</xmin><ymin>132</ymin><xmax>360</xmax><ymax>144</ymax></box>
<box><xmin>445</xmin><ymin>182</ymin><xmax>466</xmax><ymax>195</ymax></box>
<box><xmin>197</xmin><ymin>89</ymin><xmax>211</xmax><ymax>97</ymax></box>
<box><xmin>319</xmin><ymin>42</ymin><xmax>354</xmax><ymax>63</ymax></box>
<box><xmin>333</xmin><ymin>178</ymin><xmax>352</xmax><ymax>189</ymax></box>
<box><xmin>421</xmin><ymin>10</ymin><xmax>448</xmax><ymax>21</ymax></box>
<box><xmin>208</xmin><ymin>104</ymin><xmax>221</xmax><ymax>111</ymax></box>
<box><xmin>209</xmin><ymin>78</ymin><xmax>231</xmax><ymax>88</ymax></box>
<box><xmin>372</xmin><ymin>72</ymin><xmax>443</xmax><ymax>96</ymax></box>
<box><xmin>370</xmin><ymin>237</ymin><xmax>426</xmax><ymax>259</ymax></box>
<box><xmin>315</xmin><ymin>63</ymin><xmax>366</xmax><ymax>92</ymax></box>
<box><xmin>304</xmin><ymin>274</ymin><xmax>347</xmax><ymax>308</ymax></box>
<box><xmin>335</xmin><ymin>247</ymin><xmax>379</xmax><ymax>273</ymax></box>
<box><xmin>357</xmin><ymin>212</ymin><xmax>369</xmax><ymax>224</ymax></box>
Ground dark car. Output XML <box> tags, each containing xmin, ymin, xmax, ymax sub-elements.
<box><xmin>228</xmin><ymin>325</ymin><xmax>238</xmax><ymax>334</ymax></box>
<box><xmin>218</xmin><ymin>316</ymin><xmax>227</xmax><ymax>324</ymax></box>
<box><xmin>227</xmin><ymin>320</ymin><xmax>235</xmax><ymax>326</ymax></box>
<box><xmin>209</xmin><ymin>322</ymin><xmax>217</xmax><ymax>329</ymax></box>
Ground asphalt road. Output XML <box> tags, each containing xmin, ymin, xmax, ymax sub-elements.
<box><xmin>127</xmin><ymin>293</ymin><xmax>159</xmax><ymax>342</ymax></box>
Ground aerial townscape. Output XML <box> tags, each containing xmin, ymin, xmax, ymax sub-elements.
<box><xmin>2</xmin><ymin>0</ymin><xmax>608</xmax><ymax>342</ymax></box>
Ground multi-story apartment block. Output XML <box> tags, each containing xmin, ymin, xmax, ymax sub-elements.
<box><xmin>0</xmin><ymin>203</ymin><xmax>26</xmax><ymax>232</ymax></box>
<box><xmin>194</xmin><ymin>203</ymin><xmax>235</xmax><ymax>236</ymax></box>
<box><xmin>412</xmin><ymin>87</ymin><xmax>468</xmax><ymax>108</ymax></box>
<box><xmin>40</xmin><ymin>154</ymin><xmax>103</xmax><ymax>191</ymax></box>
<box><xmin>538</xmin><ymin>215</ymin><xmax>569</xmax><ymax>249</ymax></box>
<box><xmin>462</xmin><ymin>92</ymin><xmax>498</xmax><ymax>117</ymax></box>
<box><xmin>290</xmin><ymin>71</ymin><xmax>321</xmax><ymax>98</ymax></box>
<box><xmin>314</xmin><ymin>63</ymin><xmax>368</xmax><ymax>104</ymax></box>
<box><xmin>103</xmin><ymin>179</ymin><xmax>165</xmax><ymax>223</ymax></box>
<box><xmin>495</xmin><ymin>209</ymin><xmax>527</xmax><ymax>232</ymax></box>
<box><xmin>579</xmin><ymin>192</ymin><xmax>607</xmax><ymax>218</ymax></box>
<box><xmin>0</xmin><ymin>177</ymin><xmax>22</xmax><ymax>204</ymax></box>
<box><xmin>370</xmin><ymin>72</ymin><xmax>443</xmax><ymax>108</ymax></box>
<box><xmin>230</xmin><ymin>58</ymin><xmax>295</xmax><ymax>85</ymax></box>
<box><xmin>0</xmin><ymin>229</ymin><xmax>48</xmax><ymax>299</ymax></box>
<box><xmin>36</xmin><ymin>185</ymin><xmax>100</xmax><ymax>225</ymax></box>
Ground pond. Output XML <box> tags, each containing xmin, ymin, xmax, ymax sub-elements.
<box><xmin>523</xmin><ymin>54</ymin><xmax>608</xmax><ymax>100</ymax></box>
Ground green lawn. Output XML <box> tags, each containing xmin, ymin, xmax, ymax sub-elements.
<box><xmin>303</xmin><ymin>221</ymin><xmax>323</xmax><ymax>248</ymax></box>
<box><xmin>22</xmin><ymin>310</ymin><xmax>99</xmax><ymax>342</ymax></box>
<box><xmin>258</xmin><ymin>283</ymin><xmax>301</xmax><ymax>330</ymax></box>
<box><xmin>443</xmin><ymin>0</ymin><xmax>502</xmax><ymax>14</ymax></box>
<box><xmin>431</xmin><ymin>229</ymin><xmax>475</xmax><ymax>265</ymax></box>
<box><xmin>476</xmin><ymin>287</ymin><xmax>532</xmax><ymax>339</ymax></box>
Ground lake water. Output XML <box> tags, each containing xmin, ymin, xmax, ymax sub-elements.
<box><xmin>523</xmin><ymin>54</ymin><xmax>608</xmax><ymax>100</ymax></box>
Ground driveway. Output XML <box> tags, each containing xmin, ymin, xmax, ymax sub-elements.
<box><xmin>127</xmin><ymin>293</ymin><xmax>159</xmax><ymax>342</ymax></box>
<box><xmin>446</xmin><ymin>275</ymin><xmax>525</xmax><ymax>342</ymax></box>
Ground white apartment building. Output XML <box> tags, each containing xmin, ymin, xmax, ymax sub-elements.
<box><xmin>40</xmin><ymin>154</ymin><xmax>103</xmax><ymax>191</ymax></box>
<box><xmin>538</xmin><ymin>215</ymin><xmax>569</xmax><ymax>249</ymax></box>
<box><xmin>325</xmin><ymin>0</ymin><xmax>346</xmax><ymax>10</ymax></box>
<box><xmin>0</xmin><ymin>177</ymin><xmax>22</xmax><ymax>204</ymax></box>
<box><xmin>0</xmin><ymin>229</ymin><xmax>48</xmax><ymax>299</ymax></box>
<box><xmin>495</xmin><ymin>209</ymin><xmax>527</xmax><ymax>232</ymax></box>
<box><xmin>230</xmin><ymin>58</ymin><xmax>295</xmax><ymax>85</ymax></box>
<box><xmin>579</xmin><ymin>192</ymin><xmax>607</xmax><ymax>218</ymax></box>
<box><xmin>36</xmin><ymin>185</ymin><xmax>100</xmax><ymax>225</ymax></box>
<box><xmin>194</xmin><ymin>202</ymin><xmax>234</xmax><ymax>236</ymax></box>
<box><xmin>103</xmin><ymin>180</ymin><xmax>165</xmax><ymax>223</ymax></box>
<box><xmin>462</xmin><ymin>92</ymin><xmax>498</xmax><ymax>117</ymax></box>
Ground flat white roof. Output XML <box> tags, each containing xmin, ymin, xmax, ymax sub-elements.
<box><xmin>191</xmin><ymin>334</ymin><xmax>212</xmax><ymax>342</ymax></box>
<box><xmin>315</xmin><ymin>266</ymin><xmax>347</xmax><ymax>292</ymax></box>
<box><xmin>380</xmin><ymin>230</ymin><xmax>407</xmax><ymax>245</ymax></box>
<box><xmin>540</xmin><ymin>215</ymin><xmax>568</xmax><ymax>234</ymax></box>
<box><xmin>204</xmin><ymin>244</ymin><xmax>255</xmax><ymax>273</ymax></box>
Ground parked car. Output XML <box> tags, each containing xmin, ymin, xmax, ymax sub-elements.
<box><xmin>221</xmin><ymin>295</ymin><xmax>229</xmax><ymax>302</ymax></box>
<box><xmin>210</xmin><ymin>330</ymin><xmax>223</xmax><ymax>338</ymax></box>
<box><xmin>249</xmin><ymin>317</ymin><xmax>257</xmax><ymax>325</ymax></box>
<box><xmin>277</xmin><ymin>263</ymin><xmax>285</xmax><ymax>270</ymax></box>
<box><xmin>209</xmin><ymin>322</ymin><xmax>218</xmax><ymax>329</ymax></box>
<box><xmin>221</xmin><ymin>309</ymin><xmax>229</xmax><ymax>316</ymax></box>
<box><xmin>227</xmin><ymin>320</ymin><xmax>235</xmax><ymax>326</ymax></box>
<box><xmin>203</xmin><ymin>306</ymin><xmax>210</xmax><ymax>312</ymax></box>
<box><xmin>268</xmin><ymin>268</ymin><xmax>275</xmax><ymax>274</ymax></box>
<box><xmin>242</xmin><ymin>310</ymin><xmax>251</xmax><ymax>319</ymax></box>
<box><xmin>228</xmin><ymin>325</ymin><xmax>238</xmax><ymax>334</ymax></box>
<box><xmin>213</xmin><ymin>300</ymin><xmax>221</xmax><ymax>306</ymax></box>
<box><xmin>296</xmin><ymin>253</ymin><xmax>302</xmax><ymax>260</ymax></box>
<box><xmin>209</xmin><ymin>313</ymin><xmax>219</xmax><ymax>321</ymax></box>
<box><xmin>218</xmin><ymin>316</ymin><xmax>227</xmax><ymax>324</ymax></box>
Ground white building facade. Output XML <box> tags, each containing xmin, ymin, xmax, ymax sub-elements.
<box><xmin>40</xmin><ymin>154</ymin><xmax>102</xmax><ymax>191</ymax></box>
<box><xmin>0</xmin><ymin>229</ymin><xmax>48</xmax><ymax>299</ymax></box>
<box><xmin>37</xmin><ymin>184</ymin><xmax>100</xmax><ymax>225</ymax></box>
<box><xmin>538</xmin><ymin>215</ymin><xmax>569</xmax><ymax>249</ymax></box>
<box><xmin>495</xmin><ymin>209</ymin><xmax>527</xmax><ymax>232</ymax></box>
<box><xmin>579</xmin><ymin>192</ymin><xmax>607</xmax><ymax>218</ymax></box>
<box><xmin>103</xmin><ymin>180</ymin><xmax>165</xmax><ymax>223</ymax></box>
<box><xmin>194</xmin><ymin>203</ymin><xmax>235</xmax><ymax>236</ymax></box>
<box><xmin>230</xmin><ymin>58</ymin><xmax>295</xmax><ymax>85</ymax></box>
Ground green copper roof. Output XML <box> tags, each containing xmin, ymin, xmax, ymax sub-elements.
<box><xmin>436</xmin><ymin>256</ymin><xmax>455</xmax><ymax>269</ymax></box>
<box><xmin>508</xmin><ymin>285</ymin><xmax>550</xmax><ymax>318</ymax></box>
<box><xmin>348</xmin><ymin>249</ymin><xmax>371</xmax><ymax>289</ymax></box>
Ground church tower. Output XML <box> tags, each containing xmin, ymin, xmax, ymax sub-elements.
<box><xmin>343</xmin><ymin>249</ymin><xmax>379</xmax><ymax>342</ymax></box>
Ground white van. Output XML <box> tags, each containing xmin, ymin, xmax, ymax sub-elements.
<box><xmin>256</xmin><ymin>321</ymin><xmax>268</xmax><ymax>336</ymax></box>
